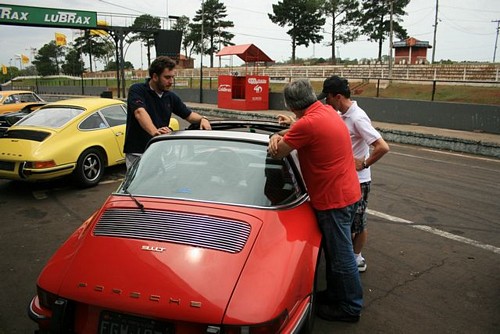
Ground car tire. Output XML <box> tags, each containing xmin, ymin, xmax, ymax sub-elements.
<box><xmin>73</xmin><ymin>148</ymin><xmax>105</xmax><ymax>188</ymax></box>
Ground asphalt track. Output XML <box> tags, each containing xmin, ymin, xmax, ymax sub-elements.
<box><xmin>0</xmin><ymin>121</ymin><xmax>498</xmax><ymax>333</ymax></box>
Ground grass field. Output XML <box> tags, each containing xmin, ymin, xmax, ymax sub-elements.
<box><xmin>353</xmin><ymin>83</ymin><xmax>500</xmax><ymax>105</ymax></box>
<box><xmin>303</xmin><ymin>81</ymin><xmax>500</xmax><ymax>106</ymax></box>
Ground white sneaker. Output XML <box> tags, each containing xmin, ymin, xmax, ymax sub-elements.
<box><xmin>357</xmin><ymin>257</ymin><xmax>367</xmax><ymax>272</ymax></box>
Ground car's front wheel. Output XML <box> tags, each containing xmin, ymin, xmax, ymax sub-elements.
<box><xmin>73</xmin><ymin>148</ymin><xmax>105</xmax><ymax>187</ymax></box>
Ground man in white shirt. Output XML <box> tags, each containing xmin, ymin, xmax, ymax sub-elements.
<box><xmin>279</xmin><ymin>75</ymin><xmax>390</xmax><ymax>272</ymax></box>
<box><xmin>317</xmin><ymin>76</ymin><xmax>389</xmax><ymax>272</ymax></box>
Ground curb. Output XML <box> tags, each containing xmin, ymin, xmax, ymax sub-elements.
<box><xmin>377</xmin><ymin>129</ymin><xmax>500</xmax><ymax>159</ymax></box>
<box><xmin>193</xmin><ymin>107</ymin><xmax>279</xmax><ymax>122</ymax></box>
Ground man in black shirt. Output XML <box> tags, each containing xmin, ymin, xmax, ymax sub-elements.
<box><xmin>124</xmin><ymin>56</ymin><xmax>211</xmax><ymax>169</ymax></box>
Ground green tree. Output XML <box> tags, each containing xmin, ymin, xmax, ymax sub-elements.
<box><xmin>32</xmin><ymin>41</ymin><xmax>64</xmax><ymax>76</ymax></box>
<box><xmin>184</xmin><ymin>26</ymin><xmax>206</xmax><ymax>61</ymax></box>
<box><xmin>62</xmin><ymin>49</ymin><xmax>85</xmax><ymax>76</ymax></box>
<box><xmin>20</xmin><ymin>65</ymin><xmax>38</xmax><ymax>76</ymax></box>
<box><xmin>191</xmin><ymin>0</ymin><xmax>235</xmax><ymax>68</ymax></box>
<box><xmin>269</xmin><ymin>0</ymin><xmax>326</xmax><ymax>64</ymax></box>
<box><xmin>127</xmin><ymin>14</ymin><xmax>161</xmax><ymax>68</ymax></box>
<box><xmin>320</xmin><ymin>0</ymin><xmax>359</xmax><ymax>64</ymax></box>
<box><xmin>348</xmin><ymin>0</ymin><xmax>409</xmax><ymax>61</ymax></box>
<box><xmin>173</xmin><ymin>15</ymin><xmax>193</xmax><ymax>58</ymax></box>
<box><xmin>0</xmin><ymin>66</ymin><xmax>19</xmax><ymax>83</ymax></box>
<box><xmin>104</xmin><ymin>60</ymin><xmax>134</xmax><ymax>71</ymax></box>
<box><xmin>73</xmin><ymin>31</ymin><xmax>114</xmax><ymax>72</ymax></box>
<box><xmin>99</xmin><ymin>38</ymin><xmax>116</xmax><ymax>67</ymax></box>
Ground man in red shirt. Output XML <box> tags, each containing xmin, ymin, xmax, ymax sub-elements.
<box><xmin>269</xmin><ymin>79</ymin><xmax>363</xmax><ymax>322</ymax></box>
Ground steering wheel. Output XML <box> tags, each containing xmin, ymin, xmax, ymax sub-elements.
<box><xmin>206</xmin><ymin>148</ymin><xmax>244</xmax><ymax>187</ymax></box>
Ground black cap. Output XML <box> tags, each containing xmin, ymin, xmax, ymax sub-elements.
<box><xmin>317</xmin><ymin>75</ymin><xmax>349</xmax><ymax>100</ymax></box>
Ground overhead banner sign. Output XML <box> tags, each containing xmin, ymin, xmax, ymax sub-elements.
<box><xmin>0</xmin><ymin>4</ymin><xmax>97</xmax><ymax>28</ymax></box>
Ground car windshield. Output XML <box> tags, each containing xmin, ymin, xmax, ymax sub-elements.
<box><xmin>1</xmin><ymin>93</ymin><xmax>41</xmax><ymax>104</ymax></box>
<box><xmin>16</xmin><ymin>107</ymin><xmax>83</xmax><ymax>128</ymax></box>
<box><xmin>119</xmin><ymin>138</ymin><xmax>304</xmax><ymax>207</ymax></box>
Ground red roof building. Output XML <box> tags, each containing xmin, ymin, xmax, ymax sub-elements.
<box><xmin>393</xmin><ymin>37</ymin><xmax>432</xmax><ymax>65</ymax></box>
<box><xmin>177</xmin><ymin>54</ymin><xmax>194</xmax><ymax>69</ymax></box>
<box><xmin>216</xmin><ymin>44</ymin><xmax>274</xmax><ymax>64</ymax></box>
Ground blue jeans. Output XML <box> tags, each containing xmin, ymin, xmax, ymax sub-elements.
<box><xmin>315</xmin><ymin>202</ymin><xmax>363</xmax><ymax>315</ymax></box>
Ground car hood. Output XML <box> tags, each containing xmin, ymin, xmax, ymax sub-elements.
<box><xmin>38</xmin><ymin>196</ymin><xmax>264</xmax><ymax>324</ymax></box>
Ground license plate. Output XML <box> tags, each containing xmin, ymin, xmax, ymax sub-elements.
<box><xmin>99</xmin><ymin>311</ymin><xmax>174</xmax><ymax>334</ymax></box>
<box><xmin>0</xmin><ymin>161</ymin><xmax>15</xmax><ymax>171</ymax></box>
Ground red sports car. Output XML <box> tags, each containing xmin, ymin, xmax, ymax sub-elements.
<box><xmin>28</xmin><ymin>121</ymin><xmax>323</xmax><ymax>334</ymax></box>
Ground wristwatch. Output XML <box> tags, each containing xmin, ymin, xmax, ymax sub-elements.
<box><xmin>362</xmin><ymin>161</ymin><xmax>369</xmax><ymax>169</ymax></box>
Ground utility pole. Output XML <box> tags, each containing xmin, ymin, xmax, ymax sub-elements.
<box><xmin>432</xmin><ymin>0</ymin><xmax>439</xmax><ymax>64</ymax></box>
<box><xmin>9</xmin><ymin>58</ymin><xmax>13</xmax><ymax>89</ymax></box>
<box><xmin>218</xmin><ymin>21</ymin><xmax>221</xmax><ymax>68</ymax></box>
<box><xmin>199</xmin><ymin>0</ymin><xmax>204</xmax><ymax>103</ymax></box>
<box><xmin>14</xmin><ymin>54</ymin><xmax>22</xmax><ymax>70</ymax></box>
<box><xmin>25</xmin><ymin>47</ymin><xmax>37</xmax><ymax>65</ymax></box>
<box><xmin>388</xmin><ymin>0</ymin><xmax>394</xmax><ymax>79</ymax></box>
<box><xmin>493</xmin><ymin>20</ymin><xmax>500</xmax><ymax>62</ymax></box>
<box><xmin>165</xmin><ymin>0</ymin><xmax>169</xmax><ymax>29</ymax></box>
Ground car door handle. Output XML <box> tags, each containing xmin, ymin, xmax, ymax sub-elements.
<box><xmin>115</xmin><ymin>132</ymin><xmax>123</xmax><ymax>136</ymax></box>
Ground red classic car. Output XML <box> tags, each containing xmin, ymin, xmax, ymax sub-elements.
<box><xmin>28</xmin><ymin>121</ymin><xmax>323</xmax><ymax>333</ymax></box>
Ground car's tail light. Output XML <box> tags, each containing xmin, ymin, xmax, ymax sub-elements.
<box><xmin>208</xmin><ymin>311</ymin><xmax>289</xmax><ymax>334</ymax></box>
<box><xmin>37</xmin><ymin>286</ymin><xmax>59</xmax><ymax>310</ymax></box>
<box><xmin>25</xmin><ymin>160</ymin><xmax>56</xmax><ymax>169</ymax></box>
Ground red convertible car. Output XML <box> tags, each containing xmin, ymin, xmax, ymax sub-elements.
<box><xmin>28</xmin><ymin>121</ymin><xmax>323</xmax><ymax>334</ymax></box>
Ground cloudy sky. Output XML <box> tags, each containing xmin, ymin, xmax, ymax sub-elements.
<box><xmin>1</xmin><ymin>0</ymin><xmax>499</xmax><ymax>70</ymax></box>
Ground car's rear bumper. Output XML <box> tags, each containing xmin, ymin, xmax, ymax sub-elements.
<box><xmin>0</xmin><ymin>160</ymin><xmax>74</xmax><ymax>181</ymax></box>
<box><xmin>284</xmin><ymin>295</ymin><xmax>313</xmax><ymax>334</ymax></box>
<box><xmin>28</xmin><ymin>296</ymin><xmax>48</xmax><ymax>322</ymax></box>
<box><xmin>28</xmin><ymin>296</ymin><xmax>51</xmax><ymax>331</ymax></box>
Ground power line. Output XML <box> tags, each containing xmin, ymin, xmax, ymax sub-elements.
<box><xmin>440</xmin><ymin>5</ymin><xmax>500</xmax><ymax>14</ymax></box>
<box><xmin>97</xmin><ymin>0</ymin><xmax>173</xmax><ymax>22</ymax></box>
<box><xmin>439</xmin><ymin>11</ymin><xmax>494</xmax><ymax>36</ymax></box>
<box><xmin>233</xmin><ymin>31</ymin><xmax>289</xmax><ymax>42</ymax></box>
<box><xmin>225</xmin><ymin>5</ymin><xmax>269</xmax><ymax>16</ymax></box>
<box><xmin>98</xmin><ymin>0</ymin><xmax>141</xmax><ymax>14</ymax></box>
